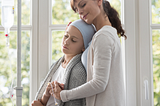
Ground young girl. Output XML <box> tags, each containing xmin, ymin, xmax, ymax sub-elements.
<box><xmin>53</xmin><ymin>0</ymin><xmax>127</xmax><ymax>106</ymax></box>
<box><xmin>31</xmin><ymin>19</ymin><xmax>95</xmax><ymax>106</ymax></box>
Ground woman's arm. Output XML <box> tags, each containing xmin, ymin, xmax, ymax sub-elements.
<box><xmin>58</xmin><ymin>34</ymin><xmax>114</xmax><ymax>102</ymax></box>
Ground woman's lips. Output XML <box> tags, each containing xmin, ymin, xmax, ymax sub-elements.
<box><xmin>83</xmin><ymin>13</ymin><xmax>88</xmax><ymax>19</ymax></box>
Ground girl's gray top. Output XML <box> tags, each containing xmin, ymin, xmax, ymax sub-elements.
<box><xmin>35</xmin><ymin>54</ymin><xmax>86</xmax><ymax>106</ymax></box>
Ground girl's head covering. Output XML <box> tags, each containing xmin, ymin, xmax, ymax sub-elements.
<box><xmin>69</xmin><ymin>19</ymin><xmax>95</xmax><ymax>49</ymax></box>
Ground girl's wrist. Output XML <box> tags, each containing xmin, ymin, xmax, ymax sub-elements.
<box><xmin>40</xmin><ymin>99</ymin><xmax>45</xmax><ymax>106</ymax></box>
<box><xmin>43</xmin><ymin>93</ymin><xmax>50</xmax><ymax>98</ymax></box>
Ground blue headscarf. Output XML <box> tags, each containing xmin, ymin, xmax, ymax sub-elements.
<box><xmin>69</xmin><ymin>19</ymin><xmax>95</xmax><ymax>49</ymax></box>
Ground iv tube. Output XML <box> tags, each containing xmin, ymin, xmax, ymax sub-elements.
<box><xmin>7</xmin><ymin>45</ymin><xmax>15</xmax><ymax>106</ymax></box>
<box><xmin>48</xmin><ymin>82</ymin><xmax>59</xmax><ymax>106</ymax></box>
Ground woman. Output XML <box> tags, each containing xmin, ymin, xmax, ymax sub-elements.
<box><xmin>53</xmin><ymin>0</ymin><xmax>127</xmax><ymax>106</ymax></box>
<box><xmin>31</xmin><ymin>19</ymin><xmax>95</xmax><ymax>106</ymax></box>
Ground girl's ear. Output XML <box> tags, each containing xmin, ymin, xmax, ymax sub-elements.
<box><xmin>82</xmin><ymin>46</ymin><xmax>85</xmax><ymax>52</ymax></box>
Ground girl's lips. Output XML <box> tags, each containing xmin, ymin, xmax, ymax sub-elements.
<box><xmin>63</xmin><ymin>46</ymin><xmax>68</xmax><ymax>49</ymax></box>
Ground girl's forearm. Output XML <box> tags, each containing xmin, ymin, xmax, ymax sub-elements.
<box><xmin>41</xmin><ymin>94</ymin><xmax>50</xmax><ymax>106</ymax></box>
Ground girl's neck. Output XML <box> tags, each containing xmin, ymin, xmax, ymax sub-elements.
<box><xmin>62</xmin><ymin>55</ymin><xmax>74</xmax><ymax>68</ymax></box>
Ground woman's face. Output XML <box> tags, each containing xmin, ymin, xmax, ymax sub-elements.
<box><xmin>61</xmin><ymin>25</ymin><xmax>85</xmax><ymax>56</ymax></box>
<box><xmin>73</xmin><ymin>0</ymin><xmax>101</xmax><ymax>24</ymax></box>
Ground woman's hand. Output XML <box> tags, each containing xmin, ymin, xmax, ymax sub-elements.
<box><xmin>31</xmin><ymin>99</ymin><xmax>43</xmax><ymax>106</ymax></box>
<box><xmin>50</xmin><ymin>81</ymin><xmax>63</xmax><ymax>100</ymax></box>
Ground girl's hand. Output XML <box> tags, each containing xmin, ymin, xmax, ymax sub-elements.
<box><xmin>31</xmin><ymin>99</ymin><xmax>43</xmax><ymax>106</ymax></box>
<box><xmin>44</xmin><ymin>82</ymin><xmax>52</xmax><ymax>97</ymax></box>
<box><xmin>50</xmin><ymin>81</ymin><xmax>64</xmax><ymax>90</ymax></box>
<box><xmin>50</xmin><ymin>81</ymin><xmax>62</xmax><ymax>100</ymax></box>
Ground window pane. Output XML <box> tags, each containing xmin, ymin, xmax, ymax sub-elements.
<box><xmin>52</xmin><ymin>31</ymin><xmax>64</xmax><ymax>63</ymax></box>
<box><xmin>52</xmin><ymin>0</ymin><xmax>79</xmax><ymax>24</ymax></box>
<box><xmin>0</xmin><ymin>31</ymin><xmax>30</xmax><ymax>106</ymax></box>
<box><xmin>152</xmin><ymin>0</ymin><xmax>160</xmax><ymax>24</ymax></box>
<box><xmin>15</xmin><ymin>0</ymin><xmax>31</xmax><ymax>25</ymax></box>
<box><xmin>109</xmin><ymin>0</ymin><xmax>122</xmax><ymax>21</ymax></box>
<box><xmin>0</xmin><ymin>0</ymin><xmax>31</xmax><ymax>25</ymax></box>
<box><xmin>152</xmin><ymin>30</ymin><xmax>160</xmax><ymax>106</ymax></box>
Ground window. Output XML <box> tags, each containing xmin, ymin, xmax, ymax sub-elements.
<box><xmin>152</xmin><ymin>0</ymin><xmax>160</xmax><ymax>105</ymax></box>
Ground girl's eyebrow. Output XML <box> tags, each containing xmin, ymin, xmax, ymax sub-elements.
<box><xmin>65</xmin><ymin>32</ymin><xmax>79</xmax><ymax>39</ymax></box>
<box><xmin>72</xmin><ymin>36</ymin><xmax>79</xmax><ymax>39</ymax></box>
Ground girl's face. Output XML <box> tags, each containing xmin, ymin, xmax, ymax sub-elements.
<box><xmin>61</xmin><ymin>25</ymin><xmax>85</xmax><ymax>56</ymax></box>
<box><xmin>73</xmin><ymin>0</ymin><xmax>101</xmax><ymax>24</ymax></box>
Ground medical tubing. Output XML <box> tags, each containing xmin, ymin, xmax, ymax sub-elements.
<box><xmin>6</xmin><ymin>36</ymin><xmax>14</xmax><ymax>106</ymax></box>
<box><xmin>48</xmin><ymin>82</ymin><xmax>59</xmax><ymax>106</ymax></box>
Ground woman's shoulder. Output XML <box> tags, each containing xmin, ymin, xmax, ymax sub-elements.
<box><xmin>94</xmin><ymin>25</ymin><xmax>117</xmax><ymax>38</ymax></box>
<box><xmin>92</xmin><ymin>25</ymin><xmax>119</xmax><ymax>45</ymax></box>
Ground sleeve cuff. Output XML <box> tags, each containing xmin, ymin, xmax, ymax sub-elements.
<box><xmin>60</xmin><ymin>90</ymin><xmax>68</xmax><ymax>102</ymax></box>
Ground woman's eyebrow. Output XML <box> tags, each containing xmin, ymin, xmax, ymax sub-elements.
<box><xmin>78</xmin><ymin>0</ymin><xmax>84</xmax><ymax>7</ymax></box>
<box><xmin>74</xmin><ymin>0</ymin><xmax>84</xmax><ymax>9</ymax></box>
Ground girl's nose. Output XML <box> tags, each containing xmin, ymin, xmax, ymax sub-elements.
<box><xmin>64</xmin><ymin>38</ymin><xmax>70</xmax><ymax>45</ymax></box>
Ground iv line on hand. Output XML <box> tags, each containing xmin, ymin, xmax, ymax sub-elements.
<box><xmin>48</xmin><ymin>82</ymin><xmax>58</xmax><ymax>106</ymax></box>
<box><xmin>6</xmin><ymin>38</ymin><xmax>14</xmax><ymax>106</ymax></box>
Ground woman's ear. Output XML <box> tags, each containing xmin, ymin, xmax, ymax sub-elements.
<box><xmin>97</xmin><ymin>0</ymin><xmax>103</xmax><ymax>7</ymax></box>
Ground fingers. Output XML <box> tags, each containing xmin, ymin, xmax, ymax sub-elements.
<box><xmin>50</xmin><ymin>81</ymin><xmax>64</xmax><ymax>89</ymax></box>
<box><xmin>54</xmin><ymin>81</ymin><xmax>60</xmax><ymax>93</ymax></box>
<box><xmin>49</xmin><ymin>89</ymin><xmax>53</xmax><ymax>96</ymax></box>
<box><xmin>60</xmin><ymin>83</ymin><xmax>64</xmax><ymax>90</ymax></box>
<box><xmin>31</xmin><ymin>100</ymin><xmax>43</xmax><ymax>106</ymax></box>
<box><xmin>31</xmin><ymin>100</ymin><xmax>39</xmax><ymax>106</ymax></box>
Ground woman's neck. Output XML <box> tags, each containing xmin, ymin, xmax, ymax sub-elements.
<box><xmin>93</xmin><ymin>13</ymin><xmax>111</xmax><ymax>31</ymax></box>
<box><xmin>62</xmin><ymin>55</ymin><xmax>74</xmax><ymax>68</ymax></box>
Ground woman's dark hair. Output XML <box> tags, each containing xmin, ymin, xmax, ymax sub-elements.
<box><xmin>103</xmin><ymin>0</ymin><xmax>127</xmax><ymax>39</ymax></box>
<box><xmin>70</xmin><ymin>0</ymin><xmax>76</xmax><ymax>12</ymax></box>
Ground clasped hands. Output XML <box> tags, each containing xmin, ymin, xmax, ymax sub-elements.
<box><xmin>46</xmin><ymin>81</ymin><xmax>64</xmax><ymax>100</ymax></box>
<box><xmin>32</xmin><ymin>81</ymin><xmax>64</xmax><ymax>106</ymax></box>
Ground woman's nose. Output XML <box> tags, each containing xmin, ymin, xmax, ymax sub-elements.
<box><xmin>77</xmin><ymin>8</ymin><xmax>83</xmax><ymax>15</ymax></box>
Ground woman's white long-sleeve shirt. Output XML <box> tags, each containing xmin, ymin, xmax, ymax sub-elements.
<box><xmin>60</xmin><ymin>25</ymin><xmax>125</xmax><ymax>106</ymax></box>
